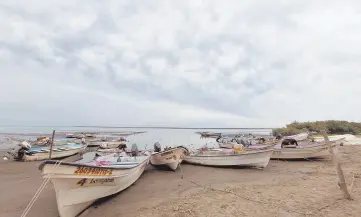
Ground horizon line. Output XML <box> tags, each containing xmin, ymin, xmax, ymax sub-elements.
<box><xmin>0</xmin><ymin>125</ymin><xmax>277</xmax><ymax>130</ymax></box>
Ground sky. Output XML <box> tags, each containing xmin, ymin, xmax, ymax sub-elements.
<box><xmin>1</xmin><ymin>0</ymin><xmax>361</xmax><ymax>128</ymax></box>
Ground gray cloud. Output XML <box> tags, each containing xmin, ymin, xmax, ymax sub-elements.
<box><xmin>1</xmin><ymin>0</ymin><xmax>361</xmax><ymax>127</ymax></box>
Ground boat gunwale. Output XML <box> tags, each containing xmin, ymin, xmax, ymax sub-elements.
<box><xmin>273</xmin><ymin>139</ymin><xmax>343</xmax><ymax>151</ymax></box>
<box><xmin>6</xmin><ymin>143</ymin><xmax>88</xmax><ymax>161</ymax></box>
<box><xmin>27</xmin><ymin>143</ymin><xmax>87</xmax><ymax>152</ymax></box>
<box><xmin>38</xmin><ymin>156</ymin><xmax>149</xmax><ymax>171</ymax></box>
<box><xmin>187</xmin><ymin>146</ymin><xmax>274</xmax><ymax>158</ymax></box>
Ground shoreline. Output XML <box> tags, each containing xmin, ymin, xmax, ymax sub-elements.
<box><xmin>1</xmin><ymin>145</ymin><xmax>361</xmax><ymax>217</ymax></box>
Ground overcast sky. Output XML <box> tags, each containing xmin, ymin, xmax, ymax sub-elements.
<box><xmin>0</xmin><ymin>0</ymin><xmax>360</xmax><ymax>128</ymax></box>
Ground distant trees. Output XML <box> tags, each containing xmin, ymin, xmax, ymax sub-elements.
<box><xmin>272</xmin><ymin>120</ymin><xmax>361</xmax><ymax>136</ymax></box>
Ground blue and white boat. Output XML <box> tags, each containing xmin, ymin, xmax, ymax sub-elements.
<box><xmin>6</xmin><ymin>142</ymin><xmax>87</xmax><ymax>161</ymax></box>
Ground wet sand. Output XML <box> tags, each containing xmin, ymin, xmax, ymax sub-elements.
<box><xmin>1</xmin><ymin>146</ymin><xmax>361</xmax><ymax>217</ymax></box>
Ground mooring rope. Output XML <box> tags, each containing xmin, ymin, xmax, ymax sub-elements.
<box><xmin>20</xmin><ymin>161</ymin><xmax>62</xmax><ymax>217</ymax></box>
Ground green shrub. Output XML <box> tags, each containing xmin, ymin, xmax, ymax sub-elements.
<box><xmin>273</xmin><ymin>120</ymin><xmax>361</xmax><ymax>136</ymax></box>
<box><xmin>272</xmin><ymin>127</ymin><xmax>304</xmax><ymax>136</ymax></box>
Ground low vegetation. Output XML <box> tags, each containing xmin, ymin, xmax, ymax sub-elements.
<box><xmin>273</xmin><ymin>120</ymin><xmax>361</xmax><ymax>136</ymax></box>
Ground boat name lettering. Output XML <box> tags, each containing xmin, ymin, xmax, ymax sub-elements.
<box><xmin>73</xmin><ymin>167</ymin><xmax>113</xmax><ymax>176</ymax></box>
<box><xmin>76</xmin><ymin>178</ymin><xmax>115</xmax><ymax>186</ymax></box>
<box><xmin>165</xmin><ymin>155</ymin><xmax>177</xmax><ymax>160</ymax></box>
<box><xmin>160</xmin><ymin>151</ymin><xmax>174</xmax><ymax>156</ymax></box>
<box><xmin>90</xmin><ymin>178</ymin><xmax>115</xmax><ymax>184</ymax></box>
<box><xmin>274</xmin><ymin>151</ymin><xmax>281</xmax><ymax>155</ymax></box>
<box><xmin>77</xmin><ymin>178</ymin><xmax>87</xmax><ymax>186</ymax></box>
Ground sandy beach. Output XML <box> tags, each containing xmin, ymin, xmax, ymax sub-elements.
<box><xmin>1</xmin><ymin>146</ymin><xmax>361</xmax><ymax>217</ymax></box>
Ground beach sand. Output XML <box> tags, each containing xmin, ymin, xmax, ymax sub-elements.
<box><xmin>1</xmin><ymin>146</ymin><xmax>361</xmax><ymax>217</ymax></box>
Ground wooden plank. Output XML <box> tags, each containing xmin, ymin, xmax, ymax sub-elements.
<box><xmin>322</xmin><ymin>130</ymin><xmax>352</xmax><ymax>200</ymax></box>
<box><xmin>49</xmin><ymin>130</ymin><xmax>55</xmax><ymax>159</ymax></box>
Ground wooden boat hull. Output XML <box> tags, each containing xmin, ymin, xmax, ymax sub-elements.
<box><xmin>87</xmin><ymin>142</ymin><xmax>102</xmax><ymax>147</ymax></box>
<box><xmin>272</xmin><ymin>144</ymin><xmax>336</xmax><ymax>159</ymax></box>
<box><xmin>7</xmin><ymin>144</ymin><xmax>87</xmax><ymax>161</ymax></box>
<box><xmin>219</xmin><ymin>141</ymin><xmax>278</xmax><ymax>149</ymax></box>
<box><xmin>25</xmin><ymin>148</ymin><xmax>84</xmax><ymax>161</ymax></box>
<box><xmin>313</xmin><ymin>134</ymin><xmax>361</xmax><ymax>145</ymax></box>
<box><xmin>184</xmin><ymin>147</ymin><xmax>273</xmax><ymax>168</ymax></box>
<box><xmin>99</xmin><ymin>142</ymin><xmax>126</xmax><ymax>149</ymax></box>
<box><xmin>284</xmin><ymin>132</ymin><xmax>309</xmax><ymax>141</ymax></box>
<box><xmin>150</xmin><ymin>146</ymin><xmax>189</xmax><ymax>171</ymax></box>
<box><xmin>197</xmin><ymin>132</ymin><xmax>222</xmax><ymax>138</ymax></box>
<box><xmin>271</xmin><ymin>139</ymin><xmax>343</xmax><ymax>159</ymax></box>
<box><xmin>40</xmin><ymin>155</ymin><xmax>149</xmax><ymax>217</ymax></box>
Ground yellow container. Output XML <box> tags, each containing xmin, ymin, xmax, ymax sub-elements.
<box><xmin>233</xmin><ymin>144</ymin><xmax>244</xmax><ymax>153</ymax></box>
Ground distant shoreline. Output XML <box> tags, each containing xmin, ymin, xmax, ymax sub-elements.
<box><xmin>72</xmin><ymin>126</ymin><xmax>275</xmax><ymax>130</ymax></box>
<box><xmin>0</xmin><ymin>126</ymin><xmax>273</xmax><ymax>137</ymax></box>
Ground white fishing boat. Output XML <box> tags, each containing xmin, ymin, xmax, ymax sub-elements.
<box><xmin>218</xmin><ymin>142</ymin><xmax>235</xmax><ymax>149</ymax></box>
<box><xmin>65</xmin><ymin>133</ymin><xmax>76</xmax><ymax>138</ymax></box>
<box><xmin>219</xmin><ymin>139</ymin><xmax>277</xmax><ymax>149</ymax></box>
<box><xmin>284</xmin><ymin>132</ymin><xmax>309</xmax><ymax>141</ymax></box>
<box><xmin>39</xmin><ymin>153</ymin><xmax>149</xmax><ymax>217</ymax></box>
<box><xmin>313</xmin><ymin>134</ymin><xmax>361</xmax><ymax>145</ymax></box>
<box><xmin>198</xmin><ymin>132</ymin><xmax>222</xmax><ymax>138</ymax></box>
<box><xmin>216</xmin><ymin>135</ymin><xmax>236</xmax><ymax>146</ymax></box>
<box><xmin>150</xmin><ymin>145</ymin><xmax>189</xmax><ymax>171</ymax></box>
<box><xmin>99</xmin><ymin>141</ymin><xmax>126</xmax><ymax>149</ymax></box>
<box><xmin>65</xmin><ymin>133</ymin><xmax>85</xmax><ymax>139</ymax></box>
<box><xmin>96</xmin><ymin>148</ymin><xmax>125</xmax><ymax>154</ymax></box>
<box><xmin>5</xmin><ymin>142</ymin><xmax>87</xmax><ymax>161</ymax></box>
<box><xmin>271</xmin><ymin>139</ymin><xmax>344</xmax><ymax>159</ymax></box>
<box><xmin>183</xmin><ymin>145</ymin><xmax>274</xmax><ymax>168</ymax></box>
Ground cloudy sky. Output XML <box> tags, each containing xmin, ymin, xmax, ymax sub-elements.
<box><xmin>0</xmin><ymin>0</ymin><xmax>360</xmax><ymax>128</ymax></box>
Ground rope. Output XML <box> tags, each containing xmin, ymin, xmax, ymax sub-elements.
<box><xmin>20</xmin><ymin>161</ymin><xmax>62</xmax><ymax>217</ymax></box>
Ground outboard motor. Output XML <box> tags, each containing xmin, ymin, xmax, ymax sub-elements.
<box><xmin>239</xmin><ymin>139</ymin><xmax>246</xmax><ymax>146</ymax></box>
<box><xmin>81</xmin><ymin>138</ymin><xmax>86</xmax><ymax>145</ymax></box>
<box><xmin>258</xmin><ymin>137</ymin><xmax>266</xmax><ymax>143</ymax></box>
<box><xmin>118</xmin><ymin>143</ymin><xmax>127</xmax><ymax>150</ymax></box>
<box><xmin>12</xmin><ymin>141</ymin><xmax>31</xmax><ymax>160</ymax></box>
<box><xmin>239</xmin><ymin>139</ymin><xmax>252</xmax><ymax>147</ymax></box>
<box><xmin>131</xmin><ymin>143</ymin><xmax>139</xmax><ymax>156</ymax></box>
<box><xmin>275</xmin><ymin>133</ymin><xmax>283</xmax><ymax>140</ymax></box>
<box><xmin>154</xmin><ymin>142</ymin><xmax>161</xmax><ymax>152</ymax></box>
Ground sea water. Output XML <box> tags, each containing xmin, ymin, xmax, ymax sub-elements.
<box><xmin>0</xmin><ymin>126</ymin><xmax>272</xmax><ymax>150</ymax></box>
